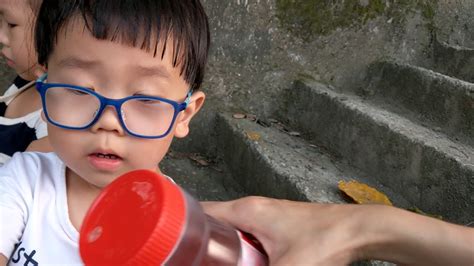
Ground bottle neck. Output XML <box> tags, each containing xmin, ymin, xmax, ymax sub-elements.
<box><xmin>164</xmin><ymin>192</ymin><xmax>241</xmax><ymax>265</ymax></box>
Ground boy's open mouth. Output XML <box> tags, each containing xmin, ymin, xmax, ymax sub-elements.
<box><xmin>93</xmin><ymin>153</ymin><xmax>122</xmax><ymax>160</ymax></box>
<box><xmin>88</xmin><ymin>152</ymin><xmax>124</xmax><ymax>171</ymax></box>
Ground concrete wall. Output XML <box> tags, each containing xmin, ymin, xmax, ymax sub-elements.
<box><xmin>434</xmin><ymin>0</ymin><xmax>474</xmax><ymax>48</ymax></box>
<box><xmin>180</xmin><ymin>0</ymin><xmax>473</xmax><ymax>153</ymax></box>
<box><xmin>174</xmin><ymin>0</ymin><xmax>474</xmax><ymax>154</ymax></box>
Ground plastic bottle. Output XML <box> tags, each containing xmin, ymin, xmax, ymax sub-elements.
<box><xmin>79</xmin><ymin>169</ymin><xmax>268</xmax><ymax>266</ymax></box>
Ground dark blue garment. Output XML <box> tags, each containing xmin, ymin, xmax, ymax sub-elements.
<box><xmin>0</xmin><ymin>76</ymin><xmax>37</xmax><ymax>157</ymax></box>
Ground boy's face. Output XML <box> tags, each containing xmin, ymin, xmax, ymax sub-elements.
<box><xmin>0</xmin><ymin>0</ymin><xmax>40</xmax><ymax>80</ymax></box>
<box><xmin>45</xmin><ymin>19</ymin><xmax>205</xmax><ymax>189</ymax></box>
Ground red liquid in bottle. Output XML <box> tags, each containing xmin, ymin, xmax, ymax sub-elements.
<box><xmin>79</xmin><ymin>169</ymin><xmax>268</xmax><ymax>266</ymax></box>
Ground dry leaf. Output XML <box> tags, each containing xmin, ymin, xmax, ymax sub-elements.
<box><xmin>338</xmin><ymin>180</ymin><xmax>392</xmax><ymax>206</ymax></box>
<box><xmin>288</xmin><ymin>131</ymin><xmax>301</xmax><ymax>137</ymax></box>
<box><xmin>246</xmin><ymin>114</ymin><xmax>257</xmax><ymax>121</ymax></box>
<box><xmin>189</xmin><ymin>154</ymin><xmax>210</xmax><ymax>167</ymax></box>
<box><xmin>246</xmin><ymin>131</ymin><xmax>261</xmax><ymax>141</ymax></box>
<box><xmin>233</xmin><ymin>113</ymin><xmax>246</xmax><ymax>119</ymax></box>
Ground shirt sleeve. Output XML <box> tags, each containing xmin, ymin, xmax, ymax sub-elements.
<box><xmin>0</xmin><ymin>155</ymin><xmax>31</xmax><ymax>258</ymax></box>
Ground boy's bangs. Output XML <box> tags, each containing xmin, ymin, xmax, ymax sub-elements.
<box><xmin>80</xmin><ymin>2</ymin><xmax>184</xmax><ymax>68</ymax></box>
<box><xmin>36</xmin><ymin>0</ymin><xmax>210</xmax><ymax>90</ymax></box>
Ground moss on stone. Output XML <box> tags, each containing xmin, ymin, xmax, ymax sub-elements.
<box><xmin>276</xmin><ymin>0</ymin><xmax>438</xmax><ymax>39</ymax></box>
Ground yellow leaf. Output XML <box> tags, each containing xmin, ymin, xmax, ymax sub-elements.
<box><xmin>246</xmin><ymin>131</ymin><xmax>261</xmax><ymax>141</ymax></box>
<box><xmin>338</xmin><ymin>180</ymin><xmax>392</xmax><ymax>206</ymax></box>
<box><xmin>233</xmin><ymin>113</ymin><xmax>246</xmax><ymax>119</ymax></box>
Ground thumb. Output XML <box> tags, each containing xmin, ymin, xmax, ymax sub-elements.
<box><xmin>201</xmin><ymin>197</ymin><xmax>272</xmax><ymax>236</ymax></box>
<box><xmin>201</xmin><ymin>197</ymin><xmax>280</xmax><ymax>255</ymax></box>
<box><xmin>201</xmin><ymin>200</ymin><xmax>248</xmax><ymax>229</ymax></box>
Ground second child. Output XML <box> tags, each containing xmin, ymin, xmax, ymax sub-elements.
<box><xmin>0</xmin><ymin>0</ymin><xmax>49</xmax><ymax>164</ymax></box>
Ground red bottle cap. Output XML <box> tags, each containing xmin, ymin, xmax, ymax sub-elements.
<box><xmin>79</xmin><ymin>169</ymin><xmax>186</xmax><ymax>265</ymax></box>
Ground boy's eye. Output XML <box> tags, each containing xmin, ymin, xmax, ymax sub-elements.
<box><xmin>137</xmin><ymin>98</ymin><xmax>159</xmax><ymax>104</ymax></box>
<box><xmin>66</xmin><ymin>88</ymin><xmax>89</xmax><ymax>96</ymax></box>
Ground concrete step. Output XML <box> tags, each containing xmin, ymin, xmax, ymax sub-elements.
<box><xmin>433</xmin><ymin>40</ymin><xmax>474</xmax><ymax>83</ymax></box>
<box><xmin>166</xmin><ymin>127</ymin><xmax>395</xmax><ymax>266</ymax></box>
<box><xmin>214</xmin><ymin>112</ymin><xmax>411</xmax><ymax>208</ymax></box>
<box><xmin>284</xmin><ymin>80</ymin><xmax>474</xmax><ymax>224</ymax></box>
<box><xmin>160</xmin><ymin>150</ymin><xmax>246</xmax><ymax>201</ymax></box>
<box><xmin>365</xmin><ymin>61</ymin><xmax>473</xmax><ymax>146</ymax></box>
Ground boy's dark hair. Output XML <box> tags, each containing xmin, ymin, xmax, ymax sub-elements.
<box><xmin>35</xmin><ymin>0</ymin><xmax>210</xmax><ymax>91</ymax></box>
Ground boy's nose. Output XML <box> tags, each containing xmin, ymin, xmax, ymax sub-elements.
<box><xmin>0</xmin><ymin>19</ymin><xmax>9</xmax><ymax>47</ymax></box>
<box><xmin>90</xmin><ymin>106</ymin><xmax>126</xmax><ymax>136</ymax></box>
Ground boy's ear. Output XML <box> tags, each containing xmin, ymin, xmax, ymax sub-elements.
<box><xmin>33</xmin><ymin>64</ymin><xmax>47</xmax><ymax>79</ymax></box>
<box><xmin>174</xmin><ymin>91</ymin><xmax>206</xmax><ymax>138</ymax></box>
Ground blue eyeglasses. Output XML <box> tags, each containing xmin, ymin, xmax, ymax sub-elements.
<box><xmin>36</xmin><ymin>74</ymin><xmax>191</xmax><ymax>139</ymax></box>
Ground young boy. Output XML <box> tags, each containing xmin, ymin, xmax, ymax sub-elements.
<box><xmin>0</xmin><ymin>0</ymin><xmax>208</xmax><ymax>264</ymax></box>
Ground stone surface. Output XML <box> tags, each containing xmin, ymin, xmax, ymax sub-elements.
<box><xmin>215</xmin><ymin>112</ymin><xmax>411</xmax><ymax>208</ymax></box>
<box><xmin>433</xmin><ymin>0</ymin><xmax>474</xmax><ymax>48</ymax></box>
<box><xmin>180</xmin><ymin>1</ymin><xmax>474</xmax><ymax>156</ymax></box>
<box><xmin>285</xmin><ymin>80</ymin><xmax>474</xmax><ymax>224</ymax></box>
<box><xmin>160</xmin><ymin>151</ymin><xmax>246</xmax><ymax>201</ymax></box>
<box><xmin>366</xmin><ymin>61</ymin><xmax>474</xmax><ymax>146</ymax></box>
<box><xmin>432</xmin><ymin>40</ymin><xmax>474</xmax><ymax>83</ymax></box>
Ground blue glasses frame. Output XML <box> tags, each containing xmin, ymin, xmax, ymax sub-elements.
<box><xmin>36</xmin><ymin>73</ymin><xmax>191</xmax><ymax>139</ymax></box>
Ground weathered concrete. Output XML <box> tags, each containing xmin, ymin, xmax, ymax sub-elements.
<box><xmin>432</xmin><ymin>40</ymin><xmax>474</xmax><ymax>83</ymax></box>
<box><xmin>284</xmin><ymin>80</ymin><xmax>474</xmax><ymax>224</ymax></box>
<box><xmin>180</xmin><ymin>1</ymin><xmax>474</xmax><ymax>157</ymax></box>
<box><xmin>365</xmin><ymin>61</ymin><xmax>474</xmax><ymax>146</ymax></box>
<box><xmin>160</xmin><ymin>151</ymin><xmax>246</xmax><ymax>201</ymax></box>
<box><xmin>215</xmin><ymin>112</ymin><xmax>411</xmax><ymax>208</ymax></box>
<box><xmin>200</xmin><ymin>0</ymin><xmax>435</xmax><ymax>120</ymax></box>
<box><xmin>433</xmin><ymin>0</ymin><xmax>474</xmax><ymax>48</ymax></box>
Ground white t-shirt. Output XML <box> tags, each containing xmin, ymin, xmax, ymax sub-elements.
<box><xmin>0</xmin><ymin>152</ymin><xmax>82</xmax><ymax>265</ymax></box>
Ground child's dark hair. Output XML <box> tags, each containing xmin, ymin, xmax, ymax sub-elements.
<box><xmin>35</xmin><ymin>0</ymin><xmax>210</xmax><ymax>91</ymax></box>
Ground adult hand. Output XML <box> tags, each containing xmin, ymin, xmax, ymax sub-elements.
<box><xmin>202</xmin><ymin>197</ymin><xmax>474</xmax><ymax>266</ymax></box>
<box><xmin>202</xmin><ymin>196</ymin><xmax>373</xmax><ymax>265</ymax></box>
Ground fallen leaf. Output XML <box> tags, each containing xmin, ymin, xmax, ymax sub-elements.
<box><xmin>338</xmin><ymin>180</ymin><xmax>392</xmax><ymax>206</ymax></box>
<box><xmin>195</xmin><ymin>159</ymin><xmax>209</xmax><ymax>166</ymax></box>
<box><xmin>233</xmin><ymin>113</ymin><xmax>246</xmax><ymax>119</ymax></box>
<box><xmin>246</xmin><ymin>131</ymin><xmax>261</xmax><ymax>141</ymax></box>
<box><xmin>211</xmin><ymin>166</ymin><xmax>224</xmax><ymax>173</ymax></box>
<box><xmin>272</xmin><ymin>122</ymin><xmax>286</xmax><ymax>131</ymax></box>
<box><xmin>246</xmin><ymin>114</ymin><xmax>257</xmax><ymax>121</ymax></box>
<box><xmin>288</xmin><ymin>131</ymin><xmax>301</xmax><ymax>137</ymax></box>
<box><xmin>189</xmin><ymin>153</ymin><xmax>210</xmax><ymax>167</ymax></box>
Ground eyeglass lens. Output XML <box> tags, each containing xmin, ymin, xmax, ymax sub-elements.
<box><xmin>45</xmin><ymin>87</ymin><xmax>176</xmax><ymax>136</ymax></box>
